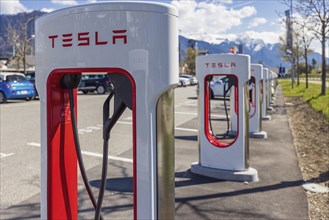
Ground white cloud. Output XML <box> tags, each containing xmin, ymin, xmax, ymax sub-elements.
<box><xmin>40</xmin><ymin>8</ymin><xmax>55</xmax><ymax>13</ymax></box>
<box><xmin>0</xmin><ymin>0</ymin><xmax>31</xmax><ymax>15</ymax></box>
<box><xmin>171</xmin><ymin>0</ymin><xmax>256</xmax><ymax>38</ymax></box>
<box><xmin>51</xmin><ymin>0</ymin><xmax>78</xmax><ymax>6</ymax></box>
<box><xmin>248</xmin><ymin>17</ymin><xmax>268</xmax><ymax>28</ymax></box>
<box><xmin>86</xmin><ymin>0</ymin><xmax>97</xmax><ymax>3</ymax></box>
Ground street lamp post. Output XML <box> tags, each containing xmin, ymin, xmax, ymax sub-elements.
<box><xmin>290</xmin><ymin>0</ymin><xmax>295</xmax><ymax>89</ymax></box>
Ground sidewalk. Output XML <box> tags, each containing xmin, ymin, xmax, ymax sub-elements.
<box><xmin>1</xmin><ymin>86</ymin><xmax>309</xmax><ymax>219</ymax></box>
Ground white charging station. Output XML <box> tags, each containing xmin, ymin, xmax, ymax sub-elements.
<box><xmin>36</xmin><ymin>2</ymin><xmax>178</xmax><ymax>219</ymax></box>
<box><xmin>269</xmin><ymin>70</ymin><xmax>278</xmax><ymax>102</ymax></box>
<box><xmin>264</xmin><ymin>68</ymin><xmax>273</xmax><ymax>111</ymax></box>
<box><xmin>262</xmin><ymin>68</ymin><xmax>271</xmax><ymax>120</ymax></box>
<box><xmin>249</xmin><ymin>64</ymin><xmax>267</xmax><ymax>138</ymax></box>
<box><xmin>191</xmin><ymin>54</ymin><xmax>258</xmax><ymax>182</ymax></box>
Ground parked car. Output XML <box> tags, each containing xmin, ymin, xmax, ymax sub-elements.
<box><xmin>209</xmin><ymin>77</ymin><xmax>231</xmax><ymax>98</ymax></box>
<box><xmin>25</xmin><ymin>72</ymin><xmax>38</xmax><ymax>97</ymax></box>
<box><xmin>78</xmin><ymin>74</ymin><xmax>113</xmax><ymax>94</ymax></box>
<box><xmin>179</xmin><ymin>75</ymin><xmax>198</xmax><ymax>85</ymax></box>
<box><xmin>195</xmin><ymin>77</ymin><xmax>231</xmax><ymax>99</ymax></box>
<box><xmin>0</xmin><ymin>72</ymin><xmax>36</xmax><ymax>103</ymax></box>
<box><xmin>179</xmin><ymin>76</ymin><xmax>191</xmax><ymax>87</ymax></box>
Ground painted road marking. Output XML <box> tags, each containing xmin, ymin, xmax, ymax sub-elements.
<box><xmin>175</xmin><ymin>111</ymin><xmax>197</xmax><ymax>116</ymax></box>
<box><xmin>116</xmin><ymin>120</ymin><xmax>199</xmax><ymax>132</ymax></box>
<box><xmin>78</xmin><ymin>125</ymin><xmax>102</xmax><ymax>135</ymax></box>
<box><xmin>0</xmin><ymin>152</ymin><xmax>14</xmax><ymax>159</ymax></box>
<box><xmin>26</xmin><ymin>142</ymin><xmax>41</xmax><ymax>147</ymax></box>
<box><xmin>175</xmin><ymin>127</ymin><xmax>198</xmax><ymax>132</ymax></box>
<box><xmin>116</xmin><ymin>121</ymin><xmax>133</xmax><ymax>125</ymax></box>
<box><xmin>81</xmin><ymin>151</ymin><xmax>133</xmax><ymax>163</ymax></box>
<box><xmin>26</xmin><ymin>142</ymin><xmax>133</xmax><ymax>163</ymax></box>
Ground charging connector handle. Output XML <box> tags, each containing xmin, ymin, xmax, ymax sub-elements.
<box><xmin>95</xmin><ymin>94</ymin><xmax>127</xmax><ymax>220</ymax></box>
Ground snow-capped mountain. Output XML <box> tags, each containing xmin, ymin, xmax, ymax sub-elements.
<box><xmin>179</xmin><ymin>35</ymin><xmax>326</xmax><ymax>69</ymax></box>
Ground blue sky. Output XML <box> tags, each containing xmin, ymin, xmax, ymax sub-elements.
<box><xmin>0</xmin><ymin>1</ymin><xmax>292</xmax><ymax>46</ymax></box>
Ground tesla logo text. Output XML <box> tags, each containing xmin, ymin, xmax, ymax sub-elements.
<box><xmin>48</xmin><ymin>30</ymin><xmax>127</xmax><ymax>48</ymax></box>
<box><xmin>204</xmin><ymin>62</ymin><xmax>236</xmax><ymax>68</ymax></box>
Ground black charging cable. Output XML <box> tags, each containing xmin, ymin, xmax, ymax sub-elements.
<box><xmin>61</xmin><ymin>75</ymin><xmax>104</xmax><ymax>220</ymax></box>
<box><xmin>222</xmin><ymin>82</ymin><xmax>230</xmax><ymax>137</ymax></box>
<box><xmin>248</xmin><ymin>79</ymin><xmax>256</xmax><ymax>114</ymax></box>
<box><xmin>62</xmin><ymin>74</ymin><xmax>132</xmax><ymax>220</ymax></box>
<box><xmin>208</xmin><ymin>77</ymin><xmax>232</xmax><ymax>140</ymax></box>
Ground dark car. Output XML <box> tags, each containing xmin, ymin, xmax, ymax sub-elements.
<box><xmin>78</xmin><ymin>74</ymin><xmax>113</xmax><ymax>94</ymax></box>
<box><xmin>0</xmin><ymin>72</ymin><xmax>36</xmax><ymax>103</ymax></box>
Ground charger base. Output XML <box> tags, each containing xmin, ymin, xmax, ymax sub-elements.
<box><xmin>191</xmin><ymin>162</ymin><xmax>259</xmax><ymax>182</ymax></box>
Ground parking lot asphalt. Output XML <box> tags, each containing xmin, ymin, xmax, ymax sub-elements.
<box><xmin>0</xmin><ymin>85</ymin><xmax>309</xmax><ymax>219</ymax></box>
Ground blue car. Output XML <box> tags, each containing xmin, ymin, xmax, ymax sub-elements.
<box><xmin>0</xmin><ymin>72</ymin><xmax>36</xmax><ymax>103</ymax></box>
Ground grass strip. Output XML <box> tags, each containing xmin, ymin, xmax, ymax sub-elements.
<box><xmin>279</xmin><ymin>79</ymin><xmax>329</xmax><ymax>123</ymax></box>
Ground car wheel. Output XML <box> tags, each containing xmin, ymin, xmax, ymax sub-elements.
<box><xmin>26</xmin><ymin>97</ymin><xmax>34</xmax><ymax>101</ymax></box>
<box><xmin>96</xmin><ymin>85</ymin><xmax>105</xmax><ymax>94</ymax></box>
<box><xmin>0</xmin><ymin>92</ymin><xmax>7</xmax><ymax>103</ymax></box>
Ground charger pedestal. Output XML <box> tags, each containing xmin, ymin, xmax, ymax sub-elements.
<box><xmin>262</xmin><ymin>68</ymin><xmax>271</xmax><ymax>120</ymax></box>
<box><xmin>191</xmin><ymin>54</ymin><xmax>258</xmax><ymax>182</ymax></box>
<box><xmin>36</xmin><ymin>2</ymin><xmax>178</xmax><ymax>219</ymax></box>
<box><xmin>249</xmin><ymin>64</ymin><xmax>267</xmax><ymax>139</ymax></box>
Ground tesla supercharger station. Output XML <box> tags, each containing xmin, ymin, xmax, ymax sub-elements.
<box><xmin>269</xmin><ymin>70</ymin><xmax>278</xmax><ymax>101</ymax></box>
<box><xmin>264</xmin><ymin>68</ymin><xmax>273</xmax><ymax>111</ymax></box>
<box><xmin>191</xmin><ymin>54</ymin><xmax>258</xmax><ymax>182</ymax></box>
<box><xmin>262</xmin><ymin>68</ymin><xmax>271</xmax><ymax>120</ymax></box>
<box><xmin>35</xmin><ymin>2</ymin><xmax>178</xmax><ymax>219</ymax></box>
<box><xmin>249</xmin><ymin>64</ymin><xmax>267</xmax><ymax>138</ymax></box>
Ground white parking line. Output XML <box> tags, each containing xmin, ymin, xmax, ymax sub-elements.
<box><xmin>175</xmin><ymin>112</ymin><xmax>197</xmax><ymax>116</ymax></box>
<box><xmin>81</xmin><ymin>151</ymin><xmax>133</xmax><ymax>163</ymax></box>
<box><xmin>0</xmin><ymin>152</ymin><xmax>14</xmax><ymax>159</ymax></box>
<box><xmin>117</xmin><ymin>121</ymin><xmax>200</xmax><ymax>133</ymax></box>
<box><xmin>117</xmin><ymin>121</ymin><xmax>133</xmax><ymax>125</ymax></box>
<box><xmin>27</xmin><ymin>142</ymin><xmax>41</xmax><ymax>147</ymax></box>
<box><xmin>175</xmin><ymin>127</ymin><xmax>198</xmax><ymax>132</ymax></box>
<box><xmin>26</xmin><ymin>142</ymin><xmax>133</xmax><ymax>163</ymax></box>
<box><xmin>78</xmin><ymin>125</ymin><xmax>102</xmax><ymax>135</ymax></box>
<box><xmin>175</xmin><ymin>111</ymin><xmax>229</xmax><ymax>118</ymax></box>
<box><xmin>116</xmin><ymin>120</ymin><xmax>198</xmax><ymax>132</ymax></box>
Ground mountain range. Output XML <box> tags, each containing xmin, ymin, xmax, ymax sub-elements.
<box><xmin>179</xmin><ymin>35</ymin><xmax>326</xmax><ymax>69</ymax></box>
<box><xmin>0</xmin><ymin>11</ymin><xmax>327</xmax><ymax>70</ymax></box>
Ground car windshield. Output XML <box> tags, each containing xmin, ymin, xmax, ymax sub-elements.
<box><xmin>6</xmin><ymin>75</ymin><xmax>27</xmax><ymax>82</ymax></box>
<box><xmin>25</xmin><ymin>73</ymin><xmax>35</xmax><ymax>80</ymax></box>
<box><xmin>82</xmin><ymin>74</ymin><xmax>106</xmax><ymax>80</ymax></box>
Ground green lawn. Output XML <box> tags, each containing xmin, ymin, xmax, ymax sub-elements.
<box><xmin>279</xmin><ymin>79</ymin><xmax>329</xmax><ymax>123</ymax></box>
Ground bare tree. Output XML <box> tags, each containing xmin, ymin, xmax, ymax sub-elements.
<box><xmin>279</xmin><ymin>32</ymin><xmax>303</xmax><ymax>85</ymax></box>
<box><xmin>295</xmin><ymin>0</ymin><xmax>328</xmax><ymax>95</ymax></box>
<box><xmin>294</xmin><ymin>19</ymin><xmax>314</xmax><ymax>88</ymax></box>
<box><xmin>295</xmin><ymin>35</ymin><xmax>302</xmax><ymax>86</ymax></box>
<box><xmin>6</xmin><ymin>16</ymin><xmax>34</xmax><ymax>73</ymax></box>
